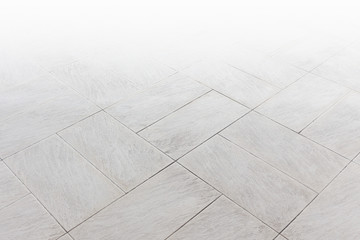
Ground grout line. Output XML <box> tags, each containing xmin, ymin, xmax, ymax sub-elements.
<box><xmin>0</xmin><ymin>192</ymin><xmax>31</xmax><ymax>212</ymax></box>
<box><xmin>164</xmin><ymin>194</ymin><xmax>223</xmax><ymax>239</ymax></box>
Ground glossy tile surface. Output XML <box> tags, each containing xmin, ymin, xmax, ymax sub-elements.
<box><xmin>221</xmin><ymin>112</ymin><xmax>348</xmax><ymax>192</ymax></box>
<box><xmin>106</xmin><ymin>74</ymin><xmax>209</xmax><ymax>132</ymax></box>
<box><xmin>257</xmin><ymin>74</ymin><xmax>349</xmax><ymax>132</ymax></box>
<box><xmin>59</xmin><ymin>111</ymin><xmax>171</xmax><ymax>192</ymax></box>
<box><xmin>5</xmin><ymin>136</ymin><xmax>123</xmax><ymax>230</ymax></box>
<box><xmin>168</xmin><ymin>196</ymin><xmax>277</xmax><ymax>240</ymax></box>
<box><xmin>0</xmin><ymin>194</ymin><xmax>64</xmax><ymax>240</ymax></box>
<box><xmin>139</xmin><ymin>91</ymin><xmax>249</xmax><ymax>159</ymax></box>
<box><xmin>180</xmin><ymin>135</ymin><xmax>316</xmax><ymax>230</ymax></box>
<box><xmin>302</xmin><ymin>92</ymin><xmax>360</xmax><ymax>159</ymax></box>
<box><xmin>70</xmin><ymin>164</ymin><xmax>219</xmax><ymax>240</ymax></box>
<box><xmin>283</xmin><ymin>163</ymin><xmax>360</xmax><ymax>240</ymax></box>
<box><xmin>182</xmin><ymin>60</ymin><xmax>279</xmax><ymax>108</ymax></box>
<box><xmin>0</xmin><ymin>162</ymin><xmax>29</xmax><ymax>209</ymax></box>
<box><xmin>0</xmin><ymin>90</ymin><xmax>99</xmax><ymax>158</ymax></box>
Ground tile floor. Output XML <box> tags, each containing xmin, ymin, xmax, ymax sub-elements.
<box><xmin>1</xmin><ymin>20</ymin><xmax>360</xmax><ymax>240</ymax></box>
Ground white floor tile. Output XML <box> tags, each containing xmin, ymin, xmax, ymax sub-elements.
<box><xmin>58</xmin><ymin>234</ymin><xmax>73</xmax><ymax>240</ymax></box>
<box><xmin>180</xmin><ymin>135</ymin><xmax>316</xmax><ymax>231</ymax></box>
<box><xmin>70</xmin><ymin>164</ymin><xmax>219</xmax><ymax>240</ymax></box>
<box><xmin>5</xmin><ymin>136</ymin><xmax>123</xmax><ymax>230</ymax></box>
<box><xmin>139</xmin><ymin>91</ymin><xmax>249</xmax><ymax>159</ymax></box>
<box><xmin>59</xmin><ymin>111</ymin><xmax>172</xmax><ymax>192</ymax></box>
<box><xmin>221</xmin><ymin>112</ymin><xmax>348</xmax><ymax>192</ymax></box>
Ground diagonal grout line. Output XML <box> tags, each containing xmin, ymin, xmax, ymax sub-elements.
<box><xmin>164</xmin><ymin>194</ymin><xmax>223</xmax><ymax>240</ymax></box>
<box><xmin>0</xmin><ymin>192</ymin><xmax>31</xmax><ymax>212</ymax></box>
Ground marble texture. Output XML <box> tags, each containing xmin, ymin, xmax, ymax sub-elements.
<box><xmin>139</xmin><ymin>91</ymin><xmax>248</xmax><ymax>159</ymax></box>
<box><xmin>168</xmin><ymin>196</ymin><xmax>277</xmax><ymax>240</ymax></box>
<box><xmin>70</xmin><ymin>164</ymin><xmax>219</xmax><ymax>240</ymax></box>
<box><xmin>257</xmin><ymin>74</ymin><xmax>349</xmax><ymax>132</ymax></box>
<box><xmin>274</xmin><ymin>34</ymin><xmax>348</xmax><ymax>71</ymax></box>
<box><xmin>5</xmin><ymin>136</ymin><xmax>123</xmax><ymax>230</ymax></box>
<box><xmin>59</xmin><ymin>111</ymin><xmax>171</xmax><ymax>192</ymax></box>
<box><xmin>106</xmin><ymin>73</ymin><xmax>210</xmax><ymax>132</ymax></box>
<box><xmin>312</xmin><ymin>47</ymin><xmax>360</xmax><ymax>92</ymax></box>
<box><xmin>0</xmin><ymin>89</ymin><xmax>99</xmax><ymax>158</ymax></box>
<box><xmin>50</xmin><ymin>57</ymin><xmax>139</xmax><ymax>108</ymax></box>
<box><xmin>182</xmin><ymin>60</ymin><xmax>279</xmax><ymax>108</ymax></box>
<box><xmin>0</xmin><ymin>162</ymin><xmax>29</xmax><ymax>209</ymax></box>
<box><xmin>220</xmin><ymin>112</ymin><xmax>348</xmax><ymax>192</ymax></box>
<box><xmin>302</xmin><ymin>92</ymin><xmax>360</xmax><ymax>159</ymax></box>
<box><xmin>223</xmin><ymin>49</ymin><xmax>307</xmax><ymax>88</ymax></box>
<box><xmin>0</xmin><ymin>75</ymin><xmax>68</xmax><ymax>121</ymax></box>
<box><xmin>0</xmin><ymin>194</ymin><xmax>64</xmax><ymax>240</ymax></box>
<box><xmin>283</xmin><ymin>163</ymin><xmax>360</xmax><ymax>240</ymax></box>
<box><xmin>179</xmin><ymin>135</ymin><xmax>316</xmax><ymax>231</ymax></box>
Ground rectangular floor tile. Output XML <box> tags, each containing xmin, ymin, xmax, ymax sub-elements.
<box><xmin>5</xmin><ymin>136</ymin><xmax>123</xmax><ymax>230</ymax></box>
<box><xmin>106</xmin><ymin>73</ymin><xmax>210</xmax><ymax>132</ymax></box>
<box><xmin>139</xmin><ymin>91</ymin><xmax>248</xmax><ymax>159</ymax></box>
<box><xmin>0</xmin><ymin>90</ymin><xmax>99</xmax><ymax>158</ymax></box>
<box><xmin>182</xmin><ymin>60</ymin><xmax>279</xmax><ymax>108</ymax></box>
<box><xmin>59</xmin><ymin>111</ymin><xmax>172</xmax><ymax>192</ymax></box>
<box><xmin>220</xmin><ymin>112</ymin><xmax>348</xmax><ymax>192</ymax></box>
<box><xmin>0</xmin><ymin>162</ymin><xmax>29</xmax><ymax>209</ymax></box>
<box><xmin>257</xmin><ymin>74</ymin><xmax>349</xmax><ymax>132</ymax></box>
<box><xmin>312</xmin><ymin>47</ymin><xmax>360</xmax><ymax>92</ymax></box>
<box><xmin>70</xmin><ymin>164</ymin><xmax>219</xmax><ymax>240</ymax></box>
<box><xmin>50</xmin><ymin>58</ymin><xmax>139</xmax><ymax>108</ymax></box>
<box><xmin>223</xmin><ymin>49</ymin><xmax>306</xmax><ymax>88</ymax></box>
<box><xmin>302</xmin><ymin>92</ymin><xmax>360</xmax><ymax>159</ymax></box>
<box><xmin>0</xmin><ymin>194</ymin><xmax>64</xmax><ymax>240</ymax></box>
<box><xmin>168</xmin><ymin>196</ymin><xmax>277</xmax><ymax>240</ymax></box>
<box><xmin>273</xmin><ymin>34</ymin><xmax>348</xmax><ymax>71</ymax></box>
<box><xmin>179</xmin><ymin>135</ymin><xmax>316</xmax><ymax>231</ymax></box>
<box><xmin>0</xmin><ymin>75</ymin><xmax>68</xmax><ymax>121</ymax></box>
<box><xmin>283</xmin><ymin>163</ymin><xmax>360</xmax><ymax>240</ymax></box>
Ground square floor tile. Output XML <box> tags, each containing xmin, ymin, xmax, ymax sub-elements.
<box><xmin>283</xmin><ymin>163</ymin><xmax>360</xmax><ymax>240</ymax></box>
<box><xmin>70</xmin><ymin>164</ymin><xmax>219</xmax><ymax>240</ymax></box>
<box><xmin>59</xmin><ymin>111</ymin><xmax>172</xmax><ymax>192</ymax></box>
<box><xmin>220</xmin><ymin>112</ymin><xmax>348</xmax><ymax>192</ymax></box>
<box><xmin>0</xmin><ymin>162</ymin><xmax>29</xmax><ymax>209</ymax></box>
<box><xmin>302</xmin><ymin>92</ymin><xmax>360</xmax><ymax>159</ymax></box>
<box><xmin>223</xmin><ymin>49</ymin><xmax>307</xmax><ymax>88</ymax></box>
<box><xmin>139</xmin><ymin>91</ymin><xmax>249</xmax><ymax>159</ymax></box>
<box><xmin>182</xmin><ymin>60</ymin><xmax>279</xmax><ymax>108</ymax></box>
<box><xmin>106</xmin><ymin>73</ymin><xmax>210</xmax><ymax>132</ymax></box>
<box><xmin>257</xmin><ymin>74</ymin><xmax>349</xmax><ymax>132</ymax></box>
<box><xmin>312</xmin><ymin>47</ymin><xmax>360</xmax><ymax>92</ymax></box>
<box><xmin>0</xmin><ymin>90</ymin><xmax>99</xmax><ymax>159</ymax></box>
<box><xmin>179</xmin><ymin>135</ymin><xmax>316</xmax><ymax>231</ymax></box>
<box><xmin>0</xmin><ymin>194</ymin><xmax>64</xmax><ymax>240</ymax></box>
<box><xmin>5</xmin><ymin>136</ymin><xmax>123</xmax><ymax>230</ymax></box>
<box><xmin>168</xmin><ymin>196</ymin><xmax>277</xmax><ymax>240</ymax></box>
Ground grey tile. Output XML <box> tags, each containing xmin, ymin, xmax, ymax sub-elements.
<box><xmin>179</xmin><ymin>135</ymin><xmax>316</xmax><ymax>231</ymax></box>
<box><xmin>168</xmin><ymin>196</ymin><xmax>277</xmax><ymax>240</ymax></box>
<box><xmin>257</xmin><ymin>74</ymin><xmax>349</xmax><ymax>132</ymax></box>
<box><xmin>0</xmin><ymin>75</ymin><xmax>68</xmax><ymax>121</ymax></box>
<box><xmin>59</xmin><ymin>111</ymin><xmax>172</xmax><ymax>192</ymax></box>
<box><xmin>283</xmin><ymin>163</ymin><xmax>360</xmax><ymax>240</ymax></box>
<box><xmin>223</xmin><ymin>49</ymin><xmax>307</xmax><ymax>88</ymax></box>
<box><xmin>0</xmin><ymin>162</ymin><xmax>29</xmax><ymax>209</ymax></box>
<box><xmin>70</xmin><ymin>164</ymin><xmax>219</xmax><ymax>240</ymax></box>
<box><xmin>275</xmin><ymin>235</ymin><xmax>287</xmax><ymax>240</ymax></box>
<box><xmin>312</xmin><ymin>47</ymin><xmax>360</xmax><ymax>92</ymax></box>
<box><xmin>182</xmin><ymin>60</ymin><xmax>279</xmax><ymax>108</ymax></box>
<box><xmin>58</xmin><ymin>234</ymin><xmax>73</xmax><ymax>240</ymax></box>
<box><xmin>274</xmin><ymin>34</ymin><xmax>348</xmax><ymax>71</ymax></box>
<box><xmin>221</xmin><ymin>112</ymin><xmax>348</xmax><ymax>192</ymax></box>
<box><xmin>0</xmin><ymin>90</ymin><xmax>99</xmax><ymax>158</ymax></box>
<box><xmin>354</xmin><ymin>154</ymin><xmax>360</xmax><ymax>164</ymax></box>
<box><xmin>139</xmin><ymin>91</ymin><xmax>249</xmax><ymax>159</ymax></box>
<box><xmin>106</xmin><ymin>73</ymin><xmax>209</xmax><ymax>132</ymax></box>
<box><xmin>0</xmin><ymin>194</ymin><xmax>64</xmax><ymax>240</ymax></box>
<box><xmin>5</xmin><ymin>136</ymin><xmax>123</xmax><ymax>230</ymax></box>
<box><xmin>302</xmin><ymin>92</ymin><xmax>360</xmax><ymax>159</ymax></box>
